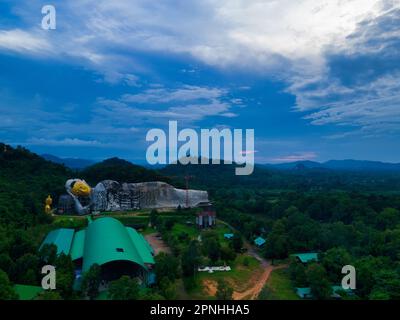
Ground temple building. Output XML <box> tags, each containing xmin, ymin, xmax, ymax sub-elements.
<box><xmin>196</xmin><ymin>202</ymin><xmax>216</xmax><ymax>228</ymax></box>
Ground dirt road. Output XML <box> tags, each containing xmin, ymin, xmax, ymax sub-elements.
<box><xmin>145</xmin><ymin>232</ymin><xmax>171</xmax><ymax>255</ymax></box>
<box><xmin>217</xmin><ymin>219</ymin><xmax>285</xmax><ymax>300</ymax></box>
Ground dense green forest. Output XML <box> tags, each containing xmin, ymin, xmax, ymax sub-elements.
<box><xmin>0</xmin><ymin>143</ymin><xmax>399</xmax><ymax>299</ymax></box>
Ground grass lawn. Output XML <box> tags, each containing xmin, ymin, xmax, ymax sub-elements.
<box><xmin>187</xmin><ymin>254</ymin><xmax>262</xmax><ymax>299</ymax></box>
<box><xmin>259</xmin><ymin>268</ymin><xmax>299</xmax><ymax>300</ymax></box>
<box><xmin>171</xmin><ymin>223</ymin><xmax>199</xmax><ymax>239</ymax></box>
<box><xmin>52</xmin><ymin>215</ymin><xmax>88</xmax><ymax>229</ymax></box>
<box><xmin>213</xmin><ymin>222</ymin><xmax>234</xmax><ymax>244</ymax></box>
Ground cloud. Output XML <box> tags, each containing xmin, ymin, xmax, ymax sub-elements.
<box><xmin>0</xmin><ymin>29</ymin><xmax>52</xmax><ymax>54</ymax></box>
<box><xmin>1</xmin><ymin>0</ymin><xmax>399</xmax><ymax>137</ymax></box>
<box><xmin>121</xmin><ymin>86</ymin><xmax>225</xmax><ymax>104</ymax></box>
<box><xmin>271</xmin><ymin>152</ymin><xmax>318</xmax><ymax>163</ymax></box>
<box><xmin>289</xmin><ymin>6</ymin><xmax>400</xmax><ymax>136</ymax></box>
<box><xmin>26</xmin><ymin>137</ymin><xmax>103</xmax><ymax>147</ymax></box>
<box><xmin>96</xmin><ymin>85</ymin><xmax>238</xmax><ymax>124</ymax></box>
<box><xmin>0</xmin><ymin>1</ymin><xmax>385</xmax><ymax>76</ymax></box>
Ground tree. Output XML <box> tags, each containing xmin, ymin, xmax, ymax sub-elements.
<box><xmin>0</xmin><ymin>270</ymin><xmax>18</xmax><ymax>300</ymax></box>
<box><xmin>264</xmin><ymin>219</ymin><xmax>289</xmax><ymax>260</ymax></box>
<box><xmin>149</xmin><ymin>209</ymin><xmax>159</xmax><ymax>227</ymax></box>
<box><xmin>369</xmin><ymin>289</ymin><xmax>390</xmax><ymax>300</ymax></box>
<box><xmin>81</xmin><ymin>264</ymin><xmax>101</xmax><ymax>300</ymax></box>
<box><xmin>0</xmin><ymin>269</ymin><xmax>18</xmax><ymax>300</ymax></box>
<box><xmin>289</xmin><ymin>260</ymin><xmax>307</xmax><ymax>287</ymax></box>
<box><xmin>54</xmin><ymin>253</ymin><xmax>75</xmax><ymax>299</ymax></box>
<box><xmin>0</xmin><ymin>253</ymin><xmax>14</xmax><ymax>276</ymax></box>
<box><xmin>108</xmin><ymin>276</ymin><xmax>140</xmax><ymax>300</ymax></box>
<box><xmin>159</xmin><ymin>276</ymin><xmax>177</xmax><ymax>300</ymax></box>
<box><xmin>202</xmin><ymin>231</ymin><xmax>221</xmax><ymax>262</ymax></box>
<box><xmin>376</xmin><ymin>208</ymin><xmax>399</xmax><ymax>230</ymax></box>
<box><xmin>306</xmin><ymin>264</ymin><xmax>331</xmax><ymax>300</ymax></box>
<box><xmin>154</xmin><ymin>253</ymin><xmax>179</xmax><ymax>283</ymax></box>
<box><xmin>231</xmin><ymin>234</ymin><xmax>243</xmax><ymax>253</ymax></box>
<box><xmin>38</xmin><ymin>243</ymin><xmax>57</xmax><ymax>266</ymax></box>
<box><xmin>216</xmin><ymin>279</ymin><xmax>233</xmax><ymax>300</ymax></box>
<box><xmin>321</xmin><ymin>247</ymin><xmax>352</xmax><ymax>283</ymax></box>
<box><xmin>354</xmin><ymin>256</ymin><xmax>389</xmax><ymax>298</ymax></box>
<box><xmin>36</xmin><ymin>291</ymin><xmax>62</xmax><ymax>300</ymax></box>
<box><xmin>220</xmin><ymin>246</ymin><xmax>236</xmax><ymax>262</ymax></box>
<box><xmin>13</xmin><ymin>253</ymin><xmax>39</xmax><ymax>284</ymax></box>
<box><xmin>140</xmin><ymin>289</ymin><xmax>165</xmax><ymax>300</ymax></box>
<box><xmin>181</xmin><ymin>241</ymin><xmax>201</xmax><ymax>277</ymax></box>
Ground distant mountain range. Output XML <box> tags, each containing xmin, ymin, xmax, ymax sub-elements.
<box><xmin>41</xmin><ymin>152</ymin><xmax>400</xmax><ymax>172</ymax></box>
<box><xmin>1</xmin><ymin>145</ymin><xmax>399</xmax><ymax>194</ymax></box>
<box><xmin>264</xmin><ymin>160</ymin><xmax>400</xmax><ymax>171</ymax></box>
<box><xmin>41</xmin><ymin>154</ymin><xmax>96</xmax><ymax>169</ymax></box>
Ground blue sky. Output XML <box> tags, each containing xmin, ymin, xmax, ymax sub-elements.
<box><xmin>0</xmin><ymin>0</ymin><xmax>400</xmax><ymax>164</ymax></box>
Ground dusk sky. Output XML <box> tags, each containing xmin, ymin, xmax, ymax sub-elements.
<box><xmin>1</xmin><ymin>0</ymin><xmax>400</xmax><ymax>164</ymax></box>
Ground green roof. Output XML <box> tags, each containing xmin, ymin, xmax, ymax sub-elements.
<box><xmin>254</xmin><ymin>236</ymin><xmax>266</xmax><ymax>246</ymax></box>
<box><xmin>332</xmin><ymin>285</ymin><xmax>352</xmax><ymax>293</ymax></box>
<box><xmin>39</xmin><ymin>217</ymin><xmax>154</xmax><ymax>275</ymax></box>
<box><xmin>292</xmin><ymin>253</ymin><xmax>319</xmax><ymax>263</ymax></box>
<box><xmin>296</xmin><ymin>287</ymin><xmax>312</xmax><ymax>298</ymax></box>
<box><xmin>126</xmin><ymin>227</ymin><xmax>155</xmax><ymax>265</ymax></box>
<box><xmin>140</xmin><ymin>233</ymin><xmax>154</xmax><ymax>254</ymax></box>
<box><xmin>82</xmin><ymin>217</ymin><xmax>148</xmax><ymax>272</ymax></box>
<box><xmin>297</xmin><ymin>286</ymin><xmax>353</xmax><ymax>299</ymax></box>
<box><xmin>14</xmin><ymin>284</ymin><xmax>43</xmax><ymax>300</ymax></box>
<box><xmin>40</xmin><ymin>228</ymin><xmax>74</xmax><ymax>255</ymax></box>
<box><xmin>331</xmin><ymin>285</ymin><xmax>353</xmax><ymax>297</ymax></box>
<box><xmin>70</xmin><ymin>230</ymin><xmax>85</xmax><ymax>261</ymax></box>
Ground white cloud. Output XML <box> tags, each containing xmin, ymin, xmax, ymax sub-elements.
<box><xmin>27</xmin><ymin>137</ymin><xmax>103</xmax><ymax>147</ymax></box>
<box><xmin>271</xmin><ymin>152</ymin><xmax>318</xmax><ymax>163</ymax></box>
<box><xmin>0</xmin><ymin>1</ymin><xmax>386</xmax><ymax>74</ymax></box>
<box><xmin>121</xmin><ymin>86</ymin><xmax>225</xmax><ymax>104</ymax></box>
<box><xmin>0</xmin><ymin>29</ymin><xmax>52</xmax><ymax>54</ymax></box>
<box><xmin>96</xmin><ymin>85</ymin><xmax>237</xmax><ymax>124</ymax></box>
<box><xmin>1</xmin><ymin>0</ymin><xmax>399</xmax><ymax>136</ymax></box>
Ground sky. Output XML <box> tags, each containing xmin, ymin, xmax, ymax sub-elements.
<box><xmin>0</xmin><ymin>0</ymin><xmax>400</xmax><ymax>164</ymax></box>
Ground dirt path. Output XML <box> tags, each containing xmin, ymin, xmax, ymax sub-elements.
<box><xmin>145</xmin><ymin>232</ymin><xmax>171</xmax><ymax>255</ymax></box>
<box><xmin>232</xmin><ymin>263</ymin><xmax>288</xmax><ymax>300</ymax></box>
<box><xmin>217</xmin><ymin>219</ymin><xmax>287</xmax><ymax>300</ymax></box>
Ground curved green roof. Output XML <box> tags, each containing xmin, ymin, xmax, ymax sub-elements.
<box><xmin>70</xmin><ymin>230</ymin><xmax>85</xmax><ymax>261</ymax></box>
<box><xmin>40</xmin><ymin>228</ymin><xmax>74</xmax><ymax>255</ymax></box>
<box><xmin>292</xmin><ymin>253</ymin><xmax>319</xmax><ymax>263</ymax></box>
<box><xmin>126</xmin><ymin>227</ymin><xmax>155</xmax><ymax>264</ymax></box>
<box><xmin>82</xmin><ymin>217</ymin><xmax>146</xmax><ymax>272</ymax></box>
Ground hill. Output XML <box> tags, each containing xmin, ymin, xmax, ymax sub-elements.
<box><xmin>0</xmin><ymin>143</ymin><xmax>71</xmax><ymax>226</ymax></box>
<box><xmin>80</xmin><ymin>157</ymin><xmax>171</xmax><ymax>185</ymax></box>
<box><xmin>41</xmin><ymin>154</ymin><xmax>95</xmax><ymax>169</ymax></box>
<box><xmin>265</xmin><ymin>159</ymin><xmax>400</xmax><ymax>171</ymax></box>
<box><xmin>161</xmin><ymin>159</ymin><xmax>400</xmax><ymax>192</ymax></box>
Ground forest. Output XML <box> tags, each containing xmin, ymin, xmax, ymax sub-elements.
<box><xmin>0</xmin><ymin>143</ymin><xmax>399</xmax><ymax>300</ymax></box>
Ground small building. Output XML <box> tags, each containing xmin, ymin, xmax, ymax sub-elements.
<box><xmin>292</xmin><ymin>252</ymin><xmax>319</xmax><ymax>264</ymax></box>
<box><xmin>40</xmin><ymin>217</ymin><xmax>155</xmax><ymax>287</ymax></box>
<box><xmin>331</xmin><ymin>285</ymin><xmax>354</xmax><ymax>299</ymax></box>
<box><xmin>254</xmin><ymin>236</ymin><xmax>266</xmax><ymax>247</ymax></box>
<box><xmin>196</xmin><ymin>202</ymin><xmax>216</xmax><ymax>228</ymax></box>
<box><xmin>296</xmin><ymin>287</ymin><xmax>313</xmax><ymax>299</ymax></box>
<box><xmin>296</xmin><ymin>286</ymin><xmax>354</xmax><ymax>299</ymax></box>
<box><xmin>224</xmin><ymin>233</ymin><xmax>234</xmax><ymax>240</ymax></box>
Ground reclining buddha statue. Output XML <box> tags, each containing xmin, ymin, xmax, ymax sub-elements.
<box><xmin>59</xmin><ymin>178</ymin><xmax>209</xmax><ymax>215</ymax></box>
